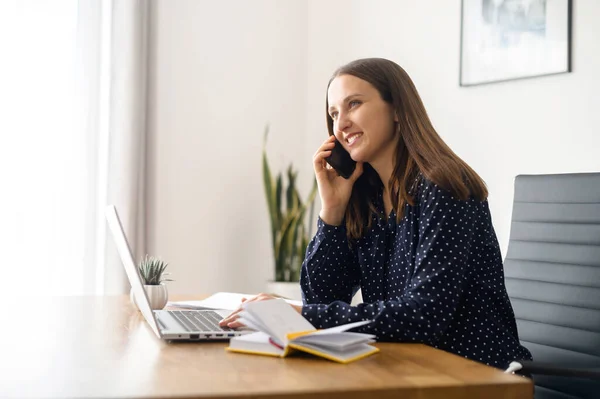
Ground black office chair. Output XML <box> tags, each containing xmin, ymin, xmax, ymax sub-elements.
<box><xmin>503</xmin><ymin>173</ymin><xmax>600</xmax><ymax>399</ymax></box>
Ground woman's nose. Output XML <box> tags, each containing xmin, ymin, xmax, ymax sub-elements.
<box><xmin>336</xmin><ymin>112</ymin><xmax>352</xmax><ymax>132</ymax></box>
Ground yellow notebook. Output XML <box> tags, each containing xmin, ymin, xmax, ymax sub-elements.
<box><xmin>225</xmin><ymin>299</ymin><xmax>379</xmax><ymax>364</ymax></box>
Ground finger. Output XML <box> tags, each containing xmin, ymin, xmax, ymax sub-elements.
<box><xmin>318</xmin><ymin>135</ymin><xmax>335</xmax><ymax>147</ymax></box>
<box><xmin>322</xmin><ymin>140</ymin><xmax>335</xmax><ymax>150</ymax></box>
<box><xmin>219</xmin><ymin>314</ymin><xmax>238</xmax><ymax>327</ymax></box>
<box><xmin>242</xmin><ymin>293</ymin><xmax>274</xmax><ymax>304</ymax></box>
<box><xmin>240</xmin><ymin>294</ymin><xmax>261</xmax><ymax>304</ymax></box>
<box><xmin>313</xmin><ymin>150</ymin><xmax>332</xmax><ymax>163</ymax></box>
<box><xmin>227</xmin><ymin>320</ymin><xmax>246</xmax><ymax>329</ymax></box>
<box><xmin>219</xmin><ymin>315</ymin><xmax>233</xmax><ymax>327</ymax></box>
<box><xmin>314</xmin><ymin>137</ymin><xmax>335</xmax><ymax>154</ymax></box>
<box><xmin>251</xmin><ymin>293</ymin><xmax>273</xmax><ymax>301</ymax></box>
<box><xmin>313</xmin><ymin>150</ymin><xmax>333</xmax><ymax>172</ymax></box>
<box><xmin>312</xmin><ymin>143</ymin><xmax>334</xmax><ymax>161</ymax></box>
<box><xmin>219</xmin><ymin>293</ymin><xmax>274</xmax><ymax>327</ymax></box>
<box><xmin>229</xmin><ymin>307</ymin><xmax>244</xmax><ymax>316</ymax></box>
<box><xmin>219</xmin><ymin>308</ymin><xmax>242</xmax><ymax>326</ymax></box>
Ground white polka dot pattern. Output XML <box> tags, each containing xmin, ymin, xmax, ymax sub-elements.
<box><xmin>300</xmin><ymin>178</ymin><xmax>532</xmax><ymax>370</ymax></box>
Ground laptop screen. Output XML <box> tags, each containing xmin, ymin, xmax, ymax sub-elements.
<box><xmin>105</xmin><ymin>205</ymin><xmax>161</xmax><ymax>338</ymax></box>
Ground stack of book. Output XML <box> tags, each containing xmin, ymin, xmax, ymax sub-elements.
<box><xmin>226</xmin><ymin>299</ymin><xmax>379</xmax><ymax>364</ymax></box>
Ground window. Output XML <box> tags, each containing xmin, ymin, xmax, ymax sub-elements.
<box><xmin>0</xmin><ymin>1</ymin><xmax>103</xmax><ymax>296</ymax></box>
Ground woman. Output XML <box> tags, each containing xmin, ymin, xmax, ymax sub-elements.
<box><xmin>221</xmin><ymin>58</ymin><xmax>532</xmax><ymax>371</ymax></box>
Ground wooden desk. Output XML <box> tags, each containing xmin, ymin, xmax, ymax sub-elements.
<box><xmin>0</xmin><ymin>296</ymin><xmax>532</xmax><ymax>399</ymax></box>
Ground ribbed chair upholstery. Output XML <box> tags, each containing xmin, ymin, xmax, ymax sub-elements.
<box><xmin>504</xmin><ymin>173</ymin><xmax>600</xmax><ymax>399</ymax></box>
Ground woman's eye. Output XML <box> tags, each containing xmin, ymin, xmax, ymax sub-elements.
<box><xmin>330</xmin><ymin>112</ymin><xmax>338</xmax><ymax>119</ymax></box>
<box><xmin>349</xmin><ymin>100</ymin><xmax>361</xmax><ymax>108</ymax></box>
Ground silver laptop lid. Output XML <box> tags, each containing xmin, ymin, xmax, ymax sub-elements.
<box><xmin>105</xmin><ymin>205</ymin><xmax>162</xmax><ymax>338</ymax></box>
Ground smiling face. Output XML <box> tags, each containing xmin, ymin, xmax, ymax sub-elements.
<box><xmin>327</xmin><ymin>74</ymin><xmax>398</xmax><ymax>166</ymax></box>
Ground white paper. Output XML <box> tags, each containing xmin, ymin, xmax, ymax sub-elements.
<box><xmin>243</xmin><ymin>299</ymin><xmax>315</xmax><ymax>347</ymax></box>
<box><xmin>294</xmin><ymin>333</ymin><xmax>375</xmax><ymax>350</ymax></box>
<box><xmin>167</xmin><ymin>292</ymin><xmax>302</xmax><ymax>311</ymax></box>
<box><xmin>237</xmin><ymin>312</ymin><xmax>269</xmax><ymax>334</ymax></box>
<box><xmin>228</xmin><ymin>331</ymin><xmax>284</xmax><ymax>356</ymax></box>
<box><xmin>167</xmin><ymin>292</ymin><xmax>253</xmax><ymax>311</ymax></box>
<box><xmin>309</xmin><ymin>320</ymin><xmax>373</xmax><ymax>335</ymax></box>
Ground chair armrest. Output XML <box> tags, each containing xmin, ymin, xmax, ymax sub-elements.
<box><xmin>506</xmin><ymin>361</ymin><xmax>600</xmax><ymax>380</ymax></box>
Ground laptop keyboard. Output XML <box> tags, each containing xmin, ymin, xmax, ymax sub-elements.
<box><xmin>169</xmin><ymin>310</ymin><xmax>232</xmax><ymax>332</ymax></box>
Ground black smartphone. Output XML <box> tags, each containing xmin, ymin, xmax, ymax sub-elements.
<box><xmin>325</xmin><ymin>138</ymin><xmax>356</xmax><ymax>179</ymax></box>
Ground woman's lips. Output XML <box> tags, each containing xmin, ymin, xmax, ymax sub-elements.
<box><xmin>346</xmin><ymin>132</ymin><xmax>363</xmax><ymax>147</ymax></box>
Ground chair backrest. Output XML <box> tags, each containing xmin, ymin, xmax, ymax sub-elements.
<box><xmin>504</xmin><ymin>173</ymin><xmax>600</xmax><ymax>399</ymax></box>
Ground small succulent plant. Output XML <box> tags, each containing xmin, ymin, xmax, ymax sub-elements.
<box><xmin>138</xmin><ymin>255</ymin><xmax>173</xmax><ymax>285</ymax></box>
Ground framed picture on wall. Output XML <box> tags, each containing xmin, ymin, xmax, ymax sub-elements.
<box><xmin>460</xmin><ymin>0</ymin><xmax>572</xmax><ymax>86</ymax></box>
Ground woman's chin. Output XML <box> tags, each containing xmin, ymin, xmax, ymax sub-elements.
<box><xmin>349</xmin><ymin>150</ymin><xmax>366</xmax><ymax>163</ymax></box>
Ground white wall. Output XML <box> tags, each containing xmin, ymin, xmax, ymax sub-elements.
<box><xmin>305</xmin><ymin>0</ymin><xmax>600</xmax><ymax>256</ymax></box>
<box><xmin>147</xmin><ymin>0</ymin><xmax>308</xmax><ymax>294</ymax></box>
<box><xmin>148</xmin><ymin>0</ymin><xmax>600</xmax><ymax>295</ymax></box>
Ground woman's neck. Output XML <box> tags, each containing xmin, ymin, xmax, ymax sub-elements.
<box><xmin>369</xmin><ymin>134</ymin><xmax>400</xmax><ymax>216</ymax></box>
<box><xmin>370</xmin><ymin>157</ymin><xmax>396</xmax><ymax>217</ymax></box>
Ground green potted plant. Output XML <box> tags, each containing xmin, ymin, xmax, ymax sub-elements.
<box><xmin>262</xmin><ymin>125</ymin><xmax>317</xmax><ymax>300</ymax></box>
<box><xmin>130</xmin><ymin>255</ymin><xmax>173</xmax><ymax>310</ymax></box>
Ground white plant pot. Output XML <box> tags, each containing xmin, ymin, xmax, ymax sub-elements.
<box><xmin>130</xmin><ymin>284</ymin><xmax>169</xmax><ymax>310</ymax></box>
<box><xmin>266</xmin><ymin>281</ymin><xmax>302</xmax><ymax>301</ymax></box>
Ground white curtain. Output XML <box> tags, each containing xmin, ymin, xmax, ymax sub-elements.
<box><xmin>0</xmin><ymin>0</ymin><xmax>149</xmax><ymax>296</ymax></box>
<box><xmin>101</xmin><ymin>0</ymin><xmax>149</xmax><ymax>295</ymax></box>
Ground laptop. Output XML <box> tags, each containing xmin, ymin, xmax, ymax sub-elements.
<box><xmin>105</xmin><ymin>204</ymin><xmax>251</xmax><ymax>341</ymax></box>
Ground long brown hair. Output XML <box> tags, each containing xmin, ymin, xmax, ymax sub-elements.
<box><xmin>325</xmin><ymin>58</ymin><xmax>488</xmax><ymax>240</ymax></box>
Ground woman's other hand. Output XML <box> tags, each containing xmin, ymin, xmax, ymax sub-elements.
<box><xmin>218</xmin><ymin>293</ymin><xmax>302</xmax><ymax>329</ymax></box>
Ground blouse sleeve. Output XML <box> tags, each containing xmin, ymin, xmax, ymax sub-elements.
<box><xmin>301</xmin><ymin>180</ymin><xmax>479</xmax><ymax>345</ymax></box>
<box><xmin>300</xmin><ymin>217</ymin><xmax>361</xmax><ymax>305</ymax></box>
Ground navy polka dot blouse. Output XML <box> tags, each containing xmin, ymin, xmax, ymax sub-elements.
<box><xmin>300</xmin><ymin>177</ymin><xmax>532</xmax><ymax>370</ymax></box>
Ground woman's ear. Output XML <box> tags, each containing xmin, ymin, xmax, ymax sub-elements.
<box><xmin>394</xmin><ymin>112</ymin><xmax>399</xmax><ymax>123</ymax></box>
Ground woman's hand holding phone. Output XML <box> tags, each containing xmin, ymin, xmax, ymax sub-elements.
<box><xmin>313</xmin><ymin>135</ymin><xmax>363</xmax><ymax>226</ymax></box>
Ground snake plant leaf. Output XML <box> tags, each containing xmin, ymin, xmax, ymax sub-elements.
<box><xmin>275</xmin><ymin>173</ymin><xmax>283</xmax><ymax>227</ymax></box>
<box><xmin>287</xmin><ymin>184</ymin><xmax>314</xmax><ymax>272</ymax></box>
<box><xmin>290</xmin><ymin>226</ymin><xmax>308</xmax><ymax>282</ymax></box>
<box><xmin>285</xmin><ymin>211</ymin><xmax>302</xmax><ymax>273</ymax></box>
<box><xmin>275</xmin><ymin>212</ymin><xmax>297</xmax><ymax>281</ymax></box>
<box><xmin>286</xmin><ymin>166</ymin><xmax>299</xmax><ymax>212</ymax></box>
<box><xmin>262</xmin><ymin>124</ymin><xmax>318</xmax><ymax>282</ymax></box>
<box><xmin>306</xmin><ymin>179</ymin><xmax>317</xmax><ymax>207</ymax></box>
<box><xmin>262</xmin><ymin>127</ymin><xmax>278</xmax><ymax>251</ymax></box>
<box><xmin>288</xmin><ymin>210</ymin><xmax>307</xmax><ymax>279</ymax></box>
<box><xmin>288</xmin><ymin>211</ymin><xmax>302</xmax><ymax>271</ymax></box>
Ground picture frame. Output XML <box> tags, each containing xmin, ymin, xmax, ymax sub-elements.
<box><xmin>460</xmin><ymin>0</ymin><xmax>572</xmax><ymax>86</ymax></box>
